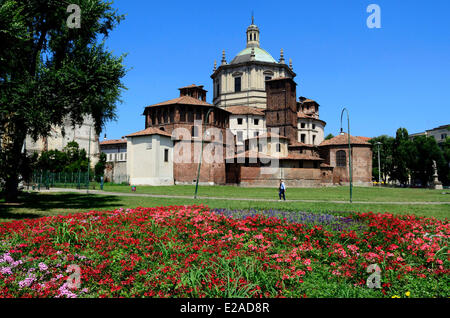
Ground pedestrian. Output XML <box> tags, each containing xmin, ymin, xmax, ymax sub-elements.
<box><xmin>279</xmin><ymin>179</ymin><xmax>286</xmax><ymax>201</ymax></box>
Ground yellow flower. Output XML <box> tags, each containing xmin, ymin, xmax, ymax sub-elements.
<box><xmin>405</xmin><ymin>291</ymin><xmax>411</xmax><ymax>297</ymax></box>
<box><xmin>391</xmin><ymin>295</ymin><xmax>400</xmax><ymax>298</ymax></box>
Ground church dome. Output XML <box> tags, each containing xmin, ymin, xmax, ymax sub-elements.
<box><xmin>230</xmin><ymin>47</ymin><xmax>277</xmax><ymax>64</ymax></box>
<box><xmin>229</xmin><ymin>17</ymin><xmax>277</xmax><ymax>65</ymax></box>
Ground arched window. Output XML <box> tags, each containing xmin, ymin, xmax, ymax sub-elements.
<box><xmin>336</xmin><ymin>150</ymin><xmax>346</xmax><ymax>167</ymax></box>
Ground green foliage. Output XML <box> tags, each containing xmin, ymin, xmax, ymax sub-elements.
<box><xmin>94</xmin><ymin>152</ymin><xmax>107</xmax><ymax>182</ymax></box>
<box><xmin>36</xmin><ymin>141</ymin><xmax>89</xmax><ymax>172</ymax></box>
<box><xmin>369</xmin><ymin>135</ymin><xmax>394</xmax><ymax>182</ymax></box>
<box><xmin>0</xmin><ymin>0</ymin><xmax>127</xmax><ymax>200</ymax></box>
<box><xmin>409</xmin><ymin>135</ymin><xmax>445</xmax><ymax>187</ymax></box>
<box><xmin>325</xmin><ymin>133</ymin><xmax>334</xmax><ymax>140</ymax></box>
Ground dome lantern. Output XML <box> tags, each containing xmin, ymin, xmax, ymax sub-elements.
<box><xmin>246</xmin><ymin>15</ymin><xmax>260</xmax><ymax>48</ymax></box>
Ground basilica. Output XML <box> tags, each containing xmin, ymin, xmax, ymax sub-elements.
<box><xmin>114</xmin><ymin>19</ymin><xmax>373</xmax><ymax>187</ymax></box>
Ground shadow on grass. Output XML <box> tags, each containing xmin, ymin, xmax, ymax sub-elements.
<box><xmin>0</xmin><ymin>192</ymin><xmax>125</xmax><ymax>222</ymax></box>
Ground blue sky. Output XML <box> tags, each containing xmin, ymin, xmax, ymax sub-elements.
<box><xmin>101</xmin><ymin>0</ymin><xmax>450</xmax><ymax>140</ymax></box>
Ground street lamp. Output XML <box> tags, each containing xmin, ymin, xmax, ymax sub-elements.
<box><xmin>194</xmin><ymin>108</ymin><xmax>214</xmax><ymax>199</ymax></box>
<box><xmin>340</xmin><ymin>108</ymin><xmax>352</xmax><ymax>203</ymax></box>
<box><xmin>376</xmin><ymin>141</ymin><xmax>382</xmax><ymax>187</ymax></box>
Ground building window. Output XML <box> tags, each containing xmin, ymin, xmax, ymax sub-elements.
<box><xmin>254</xmin><ymin>118</ymin><xmax>259</xmax><ymax>126</ymax></box>
<box><xmin>237</xmin><ymin>118</ymin><xmax>243</xmax><ymax>125</ymax></box>
<box><xmin>312</xmin><ymin>124</ymin><xmax>316</xmax><ymax>130</ymax></box>
<box><xmin>301</xmin><ymin>134</ymin><xmax>306</xmax><ymax>143</ymax></box>
<box><xmin>254</xmin><ymin>131</ymin><xmax>259</xmax><ymax>137</ymax></box>
<box><xmin>276</xmin><ymin>143</ymin><xmax>281</xmax><ymax>152</ymax></box>
<box><xmin>336</xmin><ymin>150</ymin><xmax>346</xmax><ymax>167</ymax></box>
<box><xmin>301</xmin><ymin>122</ymin><xmax>306</xmax><ymax>129</ymax></box>
<box><xmin>234</xmin><ymin>77</ymin><xmax>241</xmax><ymax>93</ymax></box>
<box><xmin>192</xmin><ymin>126</ymin><xmax>198</xmax><ymax>137</ymax></box>
<box><xmin>312</xmin><ymin>135</ymin><xmax>316</xmax><ymax>144</ymax></box>
<box><xmin>441</xmin><ymin>133</ymin><xmax>447</xmax><ymax>140</ymax></box>
<box><xmin>164</xmin><ymin>149</ymin><xmax>169</xmax><ymax>162</ymax></box>
<box><xmin>237</xmin><ymin>131</ymin><xmax>243</xmax><ymax>142</ymax></box>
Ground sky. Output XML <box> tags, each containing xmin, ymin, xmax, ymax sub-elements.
<box><xmin>100</xmin><ymin>0</ymin><xmax>450</xmax><ymax>140</ymax></box>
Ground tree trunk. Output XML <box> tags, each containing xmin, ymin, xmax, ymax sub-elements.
<box><xmin>1</xmin><ymin>117</ymin><xmax>25</xmax><ymax>202</ymax></box>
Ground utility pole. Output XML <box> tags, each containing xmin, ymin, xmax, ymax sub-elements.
<box><xmin>87</xmin><ymin>126</ymin><xmax>91</xmax><ymax>194</ymax></box>
<box><xmin>376</xmin><ymin>142</ymin><xmax>382</xmax><ymax>187</ymax></box>
<box><xmin>340</xmin><ymin>108</ymin><xmax>352</xmax><ymax>203</ymax></box>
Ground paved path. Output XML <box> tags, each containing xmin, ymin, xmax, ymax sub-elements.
<box><xmin>31</xmin><ymin>188</ymin><xmax>450</xmax><ymax>206</ymax></box>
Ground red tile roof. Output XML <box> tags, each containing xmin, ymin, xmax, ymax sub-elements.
<box><xmin>126</xmin><ymin>127</ymin><xmax>172</xmax><ymax>138</ymax></box>
<box><xmin>356</xmin><ymin>136</ymin><xmax>372</xmax><ymax>142</ymax></box>
<box><xmin>225</xmin><ymin>106</ymin><xmax>265</xmax><ymax>116</ymax></box>
<box><xmin>227</xmin><ymin>150</ymin><xmax>276</xmax><ymax>160</ymax></box>
<box><xmin>319</xmin><ymin>133</ymin><xmax>371</xmax><ymax>146</ymax></box>
<box><xmin>288</xmin><ymin>141</ymin><xmax>315</xmax><ymax>148</ymax></box>
<box><xmin>280</xmin><ymin>153</ymin><xmax>324</xmax><ymax>161</ymax></box>
<box><xmin>99</xmin><ymin>139</ymin><xmax>127</xmax><ymax>145</ymax></box>
<box><xmin>247</xmin><ymin>132</ymin><xmax>289</xmax><ymax>141</ymax></box>
<box><xmin>145</xmin><ymin>95</ymin><xmax>212</xmax><ymax>108</ymax></box>
<box><xmin>178</xmin><ymin>84</ymin><xmax>205</xmax><ymax>90</ymax></box>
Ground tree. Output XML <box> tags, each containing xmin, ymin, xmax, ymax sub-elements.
<box><xmin>369</xmin><ymin>135</ymin><xmax>394</xmax><ymax>183</ymax></box>
<box><xmin>409</xmin><ymin>135</ymin><xmax>445</xmax><ymax>187</ymax></box>
<box><xmin>391</xmin><ymin>128</ymin><xmax>414</xmax><ymax>186</ymax></box>
<box><xmin>0</xmin><ymin>0</ymin><xmax>126</xmax><ymax>201</ymax></box>
<box><xmin>441</xmin><ymin>137</ymin><xmax>450</xmax><ymax>186</ymax></box>
<box><xmin>325</xmin><ymin>133</ymin><xmax>334</xmax><ymax>140</ymax></box>
<box><xmin>95</xmin><ymin>152</ymin><xmax>107</xmax><ymax>182</ymax></box>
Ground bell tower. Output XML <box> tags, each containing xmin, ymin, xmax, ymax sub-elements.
<box><xmin>265</xmin><ymin>78</ymin><xmax>298</xmax><ymax>144</ymax></box>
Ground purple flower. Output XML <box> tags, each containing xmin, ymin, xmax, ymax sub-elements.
<box><xmin>38</xmin><ymin>262</ymin><xmax>48</xmax><ymax>272</ymax></box>
<box><xmin>1</xmin><ymin>267</ymin><xmax>13</xmax><ymax>275</ymax></box>
<box><xmin>18</xmin><ymin>274</ymin><xmax>36</xmax><ymax>289</ymax></box>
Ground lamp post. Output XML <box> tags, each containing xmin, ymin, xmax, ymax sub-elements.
<box><xmin>376</xmin><ymin>141</ymin><xmax>382</xmax><ymax>187</ymax></box>
<box><xmin>194</xmin><ymin>108</ymin><xmax>214</xmax><ymax>199</ymax></box>
<box><xmin>87</xmin><ymin>126</ymin><xmax>91</xmax><ymax>194</ymax></box>
<box><xmin>340</xmin><ymin>108</ymin><xmax>352</xmax><ymax>203</ymax></box>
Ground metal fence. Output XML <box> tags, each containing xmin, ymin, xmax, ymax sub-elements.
<box><xmin>29</xmin><ymin>170</ymin><xmax>92</xmax><ymax>190</ymax></box>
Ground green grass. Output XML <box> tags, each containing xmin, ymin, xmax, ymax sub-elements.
<box><xmin>101</xmin><ymin>184</ymin><xmax>450</xmax><ymax>203</ymax></box>
<box><xmin>1</xmin><ymin>191</ymin><xmax>449</xmax><ymax>223</ymax></box>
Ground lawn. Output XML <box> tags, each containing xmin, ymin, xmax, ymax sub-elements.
<box><xmin>0</xmin><ymin>191</ymin><xmax>449</xmax><ymax>223</ymax></box>
<box><xmin>101</xmin><ymin>184</ymin><xmax>450</xmax><ymax>203</ymax></box>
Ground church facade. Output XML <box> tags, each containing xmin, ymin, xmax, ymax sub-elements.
<box><xmin>122</xmin><ymin>19</ymin><xmax>373</xmax><ymax>187</ymax></box>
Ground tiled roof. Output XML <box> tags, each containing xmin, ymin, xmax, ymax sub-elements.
<box><xmin>319</xmin><ymin>133</ymin><xmax>371</xmax><ymax>146</ymax></box>
<box><xmin>280</xmin><ymin>154</ymin><xmax>324</xmax><ymax>161</ymax></box>
<box><xmin>297</xmin><ymin>112</ymin><xmax>313</xmax><ymax>119</ymax></box>
<box><xmin>126</xmin><ymin>127</ymin><xmax>172</xmax><ymax>138</ymax></box>
<box><xmin>288</xmin><ymin>141</ymin><xmax>315</xmax><ymax>148</ymax></box>
<box><xmin>356</xmin><ymin>136</ymin><xmax>372</xmax><ymax>142</ymax></box>
<box><xmin>227</xmin><ymin>150</ymin><xmax>276</xmax><ymax>160</ymax></box>
<box><xmin>247</xmin><ymin>132</ymin><xmax>289</xmax><ymax>141</ymax></box>
<box><xmin>99</xmin><ymin>139</ymin><xmax>127</xmax><ymax>145</ymax></box>
<box><xmin>145</xmin><ymin>95</ymin><xmax>212</xmax><ymax>108</ymax></box>
<box><xmin>225</xmin><ymin>106</ymin><xmax>265</xmax><ymax>116</ymax></box>
<box><xmin>178</xmin><ymin>84</ymin><xmax>205</xmax><ymax>90</ymax></box>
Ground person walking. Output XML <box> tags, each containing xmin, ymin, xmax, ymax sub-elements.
<box><xmin>279</xmin><ymin>180</ymin><xmax>286</xmax><ymax>201</ymax></box>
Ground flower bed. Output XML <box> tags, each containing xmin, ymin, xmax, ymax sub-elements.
<box><xmin>0</xmin><ymin>205</ymin><xmax>448</xmax><ymax>298</ymax></box>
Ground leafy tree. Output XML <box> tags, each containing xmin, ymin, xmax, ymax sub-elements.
<box><xmin>0</xmin><ymin>0</ymin><xmax>126</xmax><ymax>201</ymax></box>
<box><xmin>409</xmin><ymin>135</ymin><xmax>446</xmax><ymax>187</ymax></box>
<box><xmin>94</xmin><ymin>152</ymin><xmax>107</xmax><ymax>182</ymax></box>
<box><xmin>369</xmin><ymin>135</ymin><xmax>394</xmax><ymax>183</ymax></box>
<box><xmin>391</xmin><ymin>128</ymin><xmax>414</xmax><ymax>186</ymax></box>
<box><xmin>325</xmin><ymin>133</ymin><xmax>334</xmax><ymax>140</ymax></box>
<box><xmin>441</xmin><ymin>137</ymin><xmax>450</xmax><ymax>186</ymax></box>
